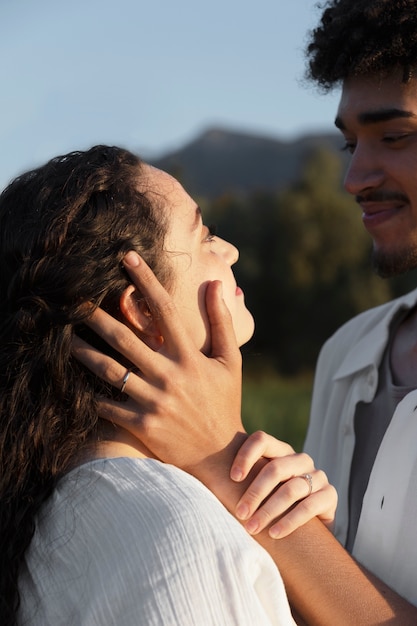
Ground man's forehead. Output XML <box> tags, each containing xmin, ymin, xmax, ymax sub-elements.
<box><xmin>336</xmin><ymin>72</ymin><xmax>417</xmax><ymax>125</ymax></box>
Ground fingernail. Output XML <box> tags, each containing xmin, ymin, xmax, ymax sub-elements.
<box><xmin>269</xmin><ymin>525</ymin><xmax>282</xmax><ymax>539</ymax></box>
<box><xmin>245</xmin><ymin>519</ymin><xmax>259</xmax><ymax>534</ymax></box>
<box><xmin>236</xmin><ymin>503</ymin><xmax>250</xmax><ymax>520</ymax></box>
<box><xmin>124</xmin><ymin>251</ymin><xmax>140</xmax><ymax>267</ymax></box>
<box><xmin>230</xmin><ymin>468</ymin><xmax>243</xmax><ymax>481</ymax></box>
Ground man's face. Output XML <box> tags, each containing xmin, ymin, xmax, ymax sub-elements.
<box><xmin>336</xmin><ymin>70</ymin><xmax>417</xmax><ymax>276</ymax></box>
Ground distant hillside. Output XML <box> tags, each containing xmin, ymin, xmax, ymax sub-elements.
<box><xmin>151</xmin><ymin>127</ymin><xmax>348</xmax><ymax>199</ymax></box>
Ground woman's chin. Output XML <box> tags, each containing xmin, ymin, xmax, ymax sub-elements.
<box><xmin>236</xmin><ymin>315</ymin><xmax>255</xmax><ymax>348</ymax></box>
<box><xmin>199</xmin><ymin>311</ymin><xmax>255</xmax><ymax>354</ymax></box>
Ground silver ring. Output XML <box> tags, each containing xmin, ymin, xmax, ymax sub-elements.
<box><xmin>300</xmin><ymin>473</ymin><xmax>313</xmax><ymax>496</ymax></box>
<box><xmin>120</xmin><ymin>369</ymin><xmax>131</xmax><ymax>393</ymax></box>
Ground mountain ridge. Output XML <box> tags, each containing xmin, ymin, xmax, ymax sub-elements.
<box><xmin>150</xmin><ymin>126</ymin><xmax>347</xmax><ymax>199</ymax></box>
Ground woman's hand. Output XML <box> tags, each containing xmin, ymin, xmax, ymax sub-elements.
<box><xmin>73</xmin><ymin>251</ymin><xmax>246</xmax><ymax>480</ymax></box>
<box><xmin>230</xmin><ymin>431</ymin><xmax>337</xmax><ymax>539</ymax></box>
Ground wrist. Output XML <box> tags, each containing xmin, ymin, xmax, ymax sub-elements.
<box><xmin>187</xmin><ymin>430</ymin><xmax>248</xmax><ymax>480</ymax></box>
<box><xmin>187</xmin><ymin>431</ymin><xmax>270</xmax><ymax>513</ymax></box>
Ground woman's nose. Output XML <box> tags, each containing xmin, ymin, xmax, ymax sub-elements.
<box><xmin>220</xmin><ymin>238</ymin><xmax>239</xmax><ymax>265</ymax></box>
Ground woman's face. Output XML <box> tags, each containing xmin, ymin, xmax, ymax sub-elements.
<box><xmin>144</xmin><ymin>165</ymin><xmax>255</xmax><ymax>353</ymax></box>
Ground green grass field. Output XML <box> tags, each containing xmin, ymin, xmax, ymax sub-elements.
<box><xmin>242</xmin><ymin>374</ymin><xmax>314</xmax><ymax>452</ymax></box>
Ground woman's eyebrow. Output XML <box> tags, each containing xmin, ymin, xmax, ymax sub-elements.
<box><xmin>191</xmin><ymin>206</ymin><xmax>202</xmax><ymax>232</ymax></box>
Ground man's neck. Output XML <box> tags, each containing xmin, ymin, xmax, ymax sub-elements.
<box><xmin>390</xmin><ymin>306</ymin><xmax>417</xmax><ymax>386</ymax></box>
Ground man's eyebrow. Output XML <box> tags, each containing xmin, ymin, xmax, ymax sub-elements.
<box><xmin>191</xmin><ymin>206</ymin><xmax>202</xmax><ymax>231</ymax></box>
<box><xmin>335</xmin><ymin>108</ymin><xmax>416</xmax><ymax>130</ymax></box>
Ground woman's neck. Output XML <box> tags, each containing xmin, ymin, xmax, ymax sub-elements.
<box><xmin>93</xmin><ymin>422</ymin><xmax>158</xmax><ymax>462</ymax></box>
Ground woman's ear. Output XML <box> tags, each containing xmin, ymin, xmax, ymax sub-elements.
<box><xmin>119</xmin><ymin>285</ymin><xmax>163</xmax><ymax>350</ymax></box>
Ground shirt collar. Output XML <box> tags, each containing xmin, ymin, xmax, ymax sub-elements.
<box><xmin>333</xmin><ymin>289</ymin><xmax>417</xmax><ymax>380</ymax></box>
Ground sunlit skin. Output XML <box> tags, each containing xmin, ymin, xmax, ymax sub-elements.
<box><xmin>336</xmin><ymin>70</ymin><xmax>417</xmax><ymax>276</ymax></box>
<box><xmin>143</xmin><ymin>165</ymin><xmax>255</xmax><ymax>353</ymax></box>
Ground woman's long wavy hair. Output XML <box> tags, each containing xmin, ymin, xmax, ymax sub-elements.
<box><xmin>0</xmin><ymin>145</ymin><xmax>172</xmax><ymax>625</ymax></box>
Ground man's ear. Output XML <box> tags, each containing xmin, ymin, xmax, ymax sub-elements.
<box><xmin>119</xmin><ymin>285</ymin><xmax>163</xmax><ymax>350</ymax></box>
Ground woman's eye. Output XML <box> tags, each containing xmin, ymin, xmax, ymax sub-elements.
<box><xmin>205</xmin><ymin>224</ymin><xmax>217</xmax><ymax>242</ymax></box>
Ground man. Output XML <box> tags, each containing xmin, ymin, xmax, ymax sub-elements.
<box><xmin>303</xmin><ymin>0</ymin><xmax>417</xmax><ymax>606</ymax></box>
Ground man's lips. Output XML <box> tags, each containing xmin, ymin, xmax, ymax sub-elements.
<box><xmin>356</xmin><ymin>192</ymin><xmax>409</xmax><ymax>227</ymax></box>
<box><xmin>361</xmin><ymin>205</ymin><xmax>402</xmax><ymax>228</ymax></box>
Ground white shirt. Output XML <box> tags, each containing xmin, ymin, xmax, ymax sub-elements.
<box><xmin>18</xmin><ymin>457</ymin><xmax>295</xmax><ymax>625</ymax></box>
<box><xmin>304</xmin><ymin>288</ymin><xmax>417</xmax><ymax>542</ymax></box>
<box><xmin>304</xmin><ymin>288</ymin><xmax>417</xmax><ymax>604</ymax></box>
<box><xmin>353</xmin><ymin>389</ymin><xmax>417</xmax><ymax>606</ymax></box>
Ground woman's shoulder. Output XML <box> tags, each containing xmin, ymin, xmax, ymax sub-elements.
<box><xmin>60</xmin><ymin>456</ymin><xmax>221</xmax><ymax>516</ymax></box>
<box><xmin>29</xmin><ymin>457</ymin><xmax>272</xmax><ymax>594</ymax></box>
<box><xmin>21</xmin><ymin>458</ymin><xmax>292</xmax><ymax>626</ymax></box>
<box><xmin>36</xmin><ymin>457</ymin><xmax>241</xmax><ymax>550</ymax></box>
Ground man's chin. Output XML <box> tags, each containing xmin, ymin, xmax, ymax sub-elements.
<box><xmin>372</xmin><ymin>246</ymin><xmax>417</xmax><ymax>278</ymax></box>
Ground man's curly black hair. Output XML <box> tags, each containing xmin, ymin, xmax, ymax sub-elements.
<box><xmin>306</xmin><ymin>0</ymin><xmax>417</xmax><ymax>90</ymax></box>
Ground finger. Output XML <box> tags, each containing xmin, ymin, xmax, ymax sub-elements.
<box><xmin>235</xmin><ymin>452</ymin><xmax>314</xmax><ymax>522</ymax></box>
<box><xmin>79</xmin><ymin>309</ymin><xmax>168</xmax><ymax>381</ymax></box>
<box><xmin>122</xmin><ymin>251</ymin><xmax>195</xmax><ymax>357</ymax></box>
<box><xmin>243</xmin><ymin>470</ymin><xmax>334</xmax><ymax>536</ymax></box>
<box><xmin>230</xmin><ymin>431</ymin><xmax>295</xmax><ymax>482</ymax></box>
<box><xmin>72</xmin><ymin>335</ymin><xmax>156</xmax><ymax>405</ymax></box>
<box><xmin>268</xmin><ymin>484</ymin><xmax>338</xmax><ymax>539</ymax></box>
<box><xmin>97</xmin><ymin>396</ymin><xmax>146</xmax><ymax>431</ymax></box>
<box><xmin>205</xmin><ymin>280</ymin><xmax>241</xmax><ymax>364</ymax></box>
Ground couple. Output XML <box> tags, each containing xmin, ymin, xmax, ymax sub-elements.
<box><xmin>0</xmin><ymin>144</ymin><xmax>411</xmax><ymax>626</ymax></box>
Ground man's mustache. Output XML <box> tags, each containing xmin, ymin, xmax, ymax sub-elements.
<box><xmin>356</xmin><ymin>191</ymin><xmax>409</xmax><ymax>204</ymax></box>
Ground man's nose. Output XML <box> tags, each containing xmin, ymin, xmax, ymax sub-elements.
<box><xmin>344</xmin><ymin>144</ymin><xmax>385</xmax><ymax>196</ymax></box>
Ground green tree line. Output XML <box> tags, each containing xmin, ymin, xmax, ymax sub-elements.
<box><xmin>204</xmin><ymin>148</ymin><xmax>417</xmax><ymax>375</ymax></box>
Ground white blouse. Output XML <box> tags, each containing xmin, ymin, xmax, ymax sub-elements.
<box><xmin>19</xmin><ymin>457</ymin><xmax>295</xmax><ymax>625</ymax></box>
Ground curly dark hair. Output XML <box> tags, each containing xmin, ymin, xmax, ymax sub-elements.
<box><xmin>306</xmin><ymin>0</ymin><xmax>417</xmax><ymax>90</ymax></box>
<box><xmin>0</xmin><ymin>145</ymin><xmax>173</xmax><ymax>625</ymax></box>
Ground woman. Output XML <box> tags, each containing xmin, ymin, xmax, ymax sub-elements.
<box><xmin>0</xmin><ymin>145</ymin><xmax>334</xmax><ymax>626</ymax></box>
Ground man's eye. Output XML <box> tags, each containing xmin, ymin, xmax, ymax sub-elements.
<box><xmin>383</xmin><ymin>134</ymin><xmax>409</xmax><ymax>143</ymax></box>
<box><xmin>341</xmin><ymin>141</ymin><xmax>356</xmax><ymax>154</ymax></box>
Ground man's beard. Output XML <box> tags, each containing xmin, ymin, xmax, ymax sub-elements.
<box><xmin>372</xmin><ymin>244</ymin><xmax>417</xmax><ymax>278</ymax></box>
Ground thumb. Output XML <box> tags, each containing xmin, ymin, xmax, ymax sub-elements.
<box><xmin>205</xmin><ymin>281</ymin><xmax>241</xmax><ymax>365</ymax></box>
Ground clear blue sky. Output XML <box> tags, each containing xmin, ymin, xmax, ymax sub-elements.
<box><xmin>0</xmin><ymin>0</ymin><xmax>341</xmax><ymax>190</ymax></box>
